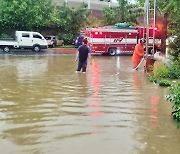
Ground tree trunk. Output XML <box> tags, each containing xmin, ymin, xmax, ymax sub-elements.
<box><xmin>161</xmin><ymin>13</ymin><xmax>168</xmax><ymax>53</ymax></box>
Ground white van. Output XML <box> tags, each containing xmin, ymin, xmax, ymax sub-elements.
<box><xmin>0</xmin><ymin>31</ymin><xmax>48</xmax><ymax>52</ymax></box>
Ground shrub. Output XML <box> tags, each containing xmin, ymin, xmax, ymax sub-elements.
<box><xmin>58</xmin><ymin>33</ymin><xmax>73</xmax><ymax>45</ymax></box>
<box><xmin>169</xmin><ymin>36</ymin><xmax>180</xmax><ymax>63</ymax></box>
<box><xmin>168</xmin><ymin>61</ymin><xmax>180</xmax><ymax>79</ymax></box>
<box><xmin>166</xmin><ymin>84</ymin><xmax>180</xmax><ymax>121</ymax></box>
<box><xmin>153</xmin><ymin>61</ymin><xmax>169</xmax><ymax>78</ymax></box>
<box><xmin>159</xmin><ymin>80</ymin><xmax>171</xmax><ymax>87</ymax></box>
<box><xmin>148</xmin><ymin>75</ymin><xmax>155</xmax><ymax>82</ymax></box>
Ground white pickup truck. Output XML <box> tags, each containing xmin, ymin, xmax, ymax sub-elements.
<box><xmin>0</xmin><ymin>31</ymin><xmax>48</xmax><ymax>52</ymax></box>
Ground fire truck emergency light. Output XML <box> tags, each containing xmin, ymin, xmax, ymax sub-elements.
<box><xmin>95</xmin><ymin>32</ymin><xmax>98</xmax><ymax>35</ymax></box>
<box><xmin>154</xmin><ymin>27</ymin><xmax>158</xmax><ymax>31</ymax></box>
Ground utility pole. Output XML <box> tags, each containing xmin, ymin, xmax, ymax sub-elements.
<box><xmin>88</xmin><ymin>0</ymin><xmax>90</xmax><ymax>9</ymax></box>
<box><xmin>144</xmin><ymin>0</ymin><xmax>149</xmax><ymax>56</ymax></box>
<box><xmin>152</xmin><ymin>0</ymin><xmax>156</xmax><ymax>55</ymax></box>
<box><xmin>144</xmin><ymin>0</ymin><xmax>156</xmax><ymax>56</ymax></box>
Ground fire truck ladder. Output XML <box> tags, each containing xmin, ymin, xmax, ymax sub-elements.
<box><xmin>144</xmin><ymin>0</ymin><xmax>157</xmax><ymax>56</ymax></box>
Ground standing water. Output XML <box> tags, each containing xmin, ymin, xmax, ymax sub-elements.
<box><xmin>0</xmin><ymin>53</ymin><xmax>179</xmax><ymax>154</ymax></box>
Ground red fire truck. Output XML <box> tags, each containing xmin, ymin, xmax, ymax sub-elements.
<box><xmin>84</xmin><ymin>25</ymin><xmax>161</xmax><ymax>56</ymax></box>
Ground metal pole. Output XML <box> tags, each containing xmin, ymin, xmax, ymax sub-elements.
<box><xmin>88</xmin><ymin>0</ymin><xmax>90</xmax><ymax>9</ymax></box>
<box><xmin>109</xmin><ymin>1</ymin><xmax>111</xmax><ymax>8</ymax></box>
<box><xmin>143</xmin><ymin>1</ymin><xmax>147</xmax><ymax>40</ymax></box>
<box><xmin>152</xmin><ymin>0</ymin><xmax>156</xmax><ymax>56</ymax></box>
<box><xmin>145</xmin><ymin>0</ymin><xmax>149</xmax><ymax>55</ymax></box>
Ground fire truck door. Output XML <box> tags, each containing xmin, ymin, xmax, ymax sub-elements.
<box><xmin>112</xmin><ymin>34</ymin><xmax>126</xmax><ymax>52</ymax></box>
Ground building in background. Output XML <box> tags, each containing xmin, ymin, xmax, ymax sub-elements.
<box><xmin>52</xmin><ymin>0</ymin><xmax>119</xmax><ymax>19</ymax></box>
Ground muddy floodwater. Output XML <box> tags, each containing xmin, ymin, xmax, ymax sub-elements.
<box><xmin>0</xmin><ymin>52</ymin><xmax>179</xmax><ymax>154</ymax></box>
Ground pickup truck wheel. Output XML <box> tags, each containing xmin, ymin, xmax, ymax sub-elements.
<box><xmin>3</xmin><ymin>46</ymin><xmax>10</xmax><ymax>53</ymax></box>
<box><xmin>33</xmin><ymin>46</ymin><xmax>41</xmax><ymax>52</ymax></box>
<box><xmin>108</xmin><ymin>48</ymin><xmax>116</xmax><ymax>56</ymax></box>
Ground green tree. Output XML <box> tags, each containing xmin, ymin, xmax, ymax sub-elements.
<box><xmin>103</xmin><ymin>0</ymin><xmax>143</xmax><ymax>25</ymax></box>
<box><xmin>165</xmin><ymin>0</ymin><xmax>180</xmax><ymax>62</ymax></box>
<box><xmin>0</xmin><ymin>0</ymin><xmax>54</xmax><ymax>32</ymax></box>
<box><xmin>54</xmin><ymin>3</ymin><xmax>89</xmax><ymax>44</ymax></box>
<box><xmin>56</xmin><ymin>3</ymin><xmax>89</xmax><ymax>35</ymax></box>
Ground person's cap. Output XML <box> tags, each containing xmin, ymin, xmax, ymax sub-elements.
<box><xmin>140</xmin><ymin>39</ymin><xmax>146</xmax><ymax>43</ymax></box>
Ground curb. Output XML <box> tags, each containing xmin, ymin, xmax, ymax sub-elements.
<box><xmin>52</xmin><ymin>48</ymin><xmax>76</xmax><ymax>54</ymax></box>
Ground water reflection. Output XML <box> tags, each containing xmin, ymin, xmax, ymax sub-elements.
<box><xmin>89</xmin><ymin>61</ymin><xmax>103</xmax><ymax>117</ymax></box>
<box><xmin>16</xmin><ymin>58</ymin><xmax>48</xmax><ymax>80</ymax></box>
<box><xmin>150</xmin><ymin>96</ymin><xmax>160</xmax><ymax>129</ymax></box>
<box><xmin>132</xmin><ymin>71</ymin><xmax>143</xmax><ymax>91</ymax></box>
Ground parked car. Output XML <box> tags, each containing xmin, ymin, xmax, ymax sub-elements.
<box><xmin>45</xmin><ymin>36</ymin><xmax>63</xmax><ymax>48</ymax></box>
<box><xmin>0</xmin><ymin>31</ymin><xmax>48</xmax><ymax>52</ymax></box>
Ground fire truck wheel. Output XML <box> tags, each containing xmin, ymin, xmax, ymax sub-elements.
<box><xmin>108</xmin><ymin>48</ymin><xmax>116</xmax><ymax>56</ymax></box>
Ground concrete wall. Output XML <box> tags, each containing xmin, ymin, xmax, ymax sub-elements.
<box><xmin>52</xmin><ymin>0</ymin><xmax>118</xmax><ymax>10</ymax></box>
<box><xmin>52</xmin><ymin>0</ymin><xmax>119</xmax><ymax>18</ymax></box>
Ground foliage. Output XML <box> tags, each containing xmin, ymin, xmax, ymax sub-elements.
<box><xmin>168</xmin><ymin>36</ymin><xmax>180</xmax><ymax>62</ymax></box>
<box><xmin>103</xmin><ymin>7</ymin><xmax>118</xmax><ymax>25</ymax></box>
<box><xmin>103</xmin><ymin>0</ymin><xmax>143</xmax><ymax>25</ymax></box>
<box><xmin>153</xmin><ymin>61</ymin><xmax>169</xmax><ymax>79</ymax></box>
<box><xmin>167</xmin><ymin>61</ymin><xmax>180</xmax><ymax>79</ymax></box>
<box><xmin>148</xmin><ymin>75</ymin><xmax>155</xmax><ymax>82</ymax></box>
<box><xmin>166</xmin><ymin>1</ymin><xmax>180</xmax><ymax>63</ymax></box>
<box><xmin>153</xmin><ymin>60</ymin><xmax>180</xmax><ymax>79</ymax></box>
<box><xmin>87</xmin><ymin>16</ymin><xmax>104</xmax><ymax>28</ymax></box>
<box><xmin>55</xmin><ymin>3</ymin><xmax>89</xmax><ymax>35</ymax></box>
<box><xmin>0</xmin><ymin>0</ymin><xmax>54</xmax><ymax>32</ymax></box>
<box><xmin>159</xmin><ymin>80</ymin><xmax>171</xmax><ymax>87</ymax></box>
<box><xmin>53</xmin><ymin>3</ymin><xmax>89</xmax><ymax>44</ymax></box>
<box><xmin>166</xmin><ymin>84</ymin><xmax>180</xmax><ymax>121</ymax></box>
<box><xmin>138</xmin><ymin>0</ymin><xmax>169</xmax><ymax>13</ymax></box>
<box><xmin>58</xmin><ymin>33</ymin><xmax>74</xmax><ymax>45</ymax></box>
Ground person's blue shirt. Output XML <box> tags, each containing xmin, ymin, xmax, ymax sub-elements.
<box><xmin>77</xmin><ymin>45</ymin><xmax>91</xmax><ymax>64</ymax></box>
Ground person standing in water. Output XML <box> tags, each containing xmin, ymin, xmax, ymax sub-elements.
<box><xmin>75</xmin><ymin>38</ymin><xmax>92</xmax><ymax>73</ymax></box>
<box><xmin>132</xmin><ymin>39</ymin><xmax>146</xmax><ymax>70</ymax></box>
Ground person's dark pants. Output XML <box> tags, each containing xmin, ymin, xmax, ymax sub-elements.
<box><xmin>77</xmin><ymin>62</ymin><xmax>87</xmax><ymax>72</ymax></box>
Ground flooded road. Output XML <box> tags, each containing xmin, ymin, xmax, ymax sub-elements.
<box><xmin>0</xmin><ymin>51</ymin><xmax>179</xmax><ymax>154</ymax></box>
